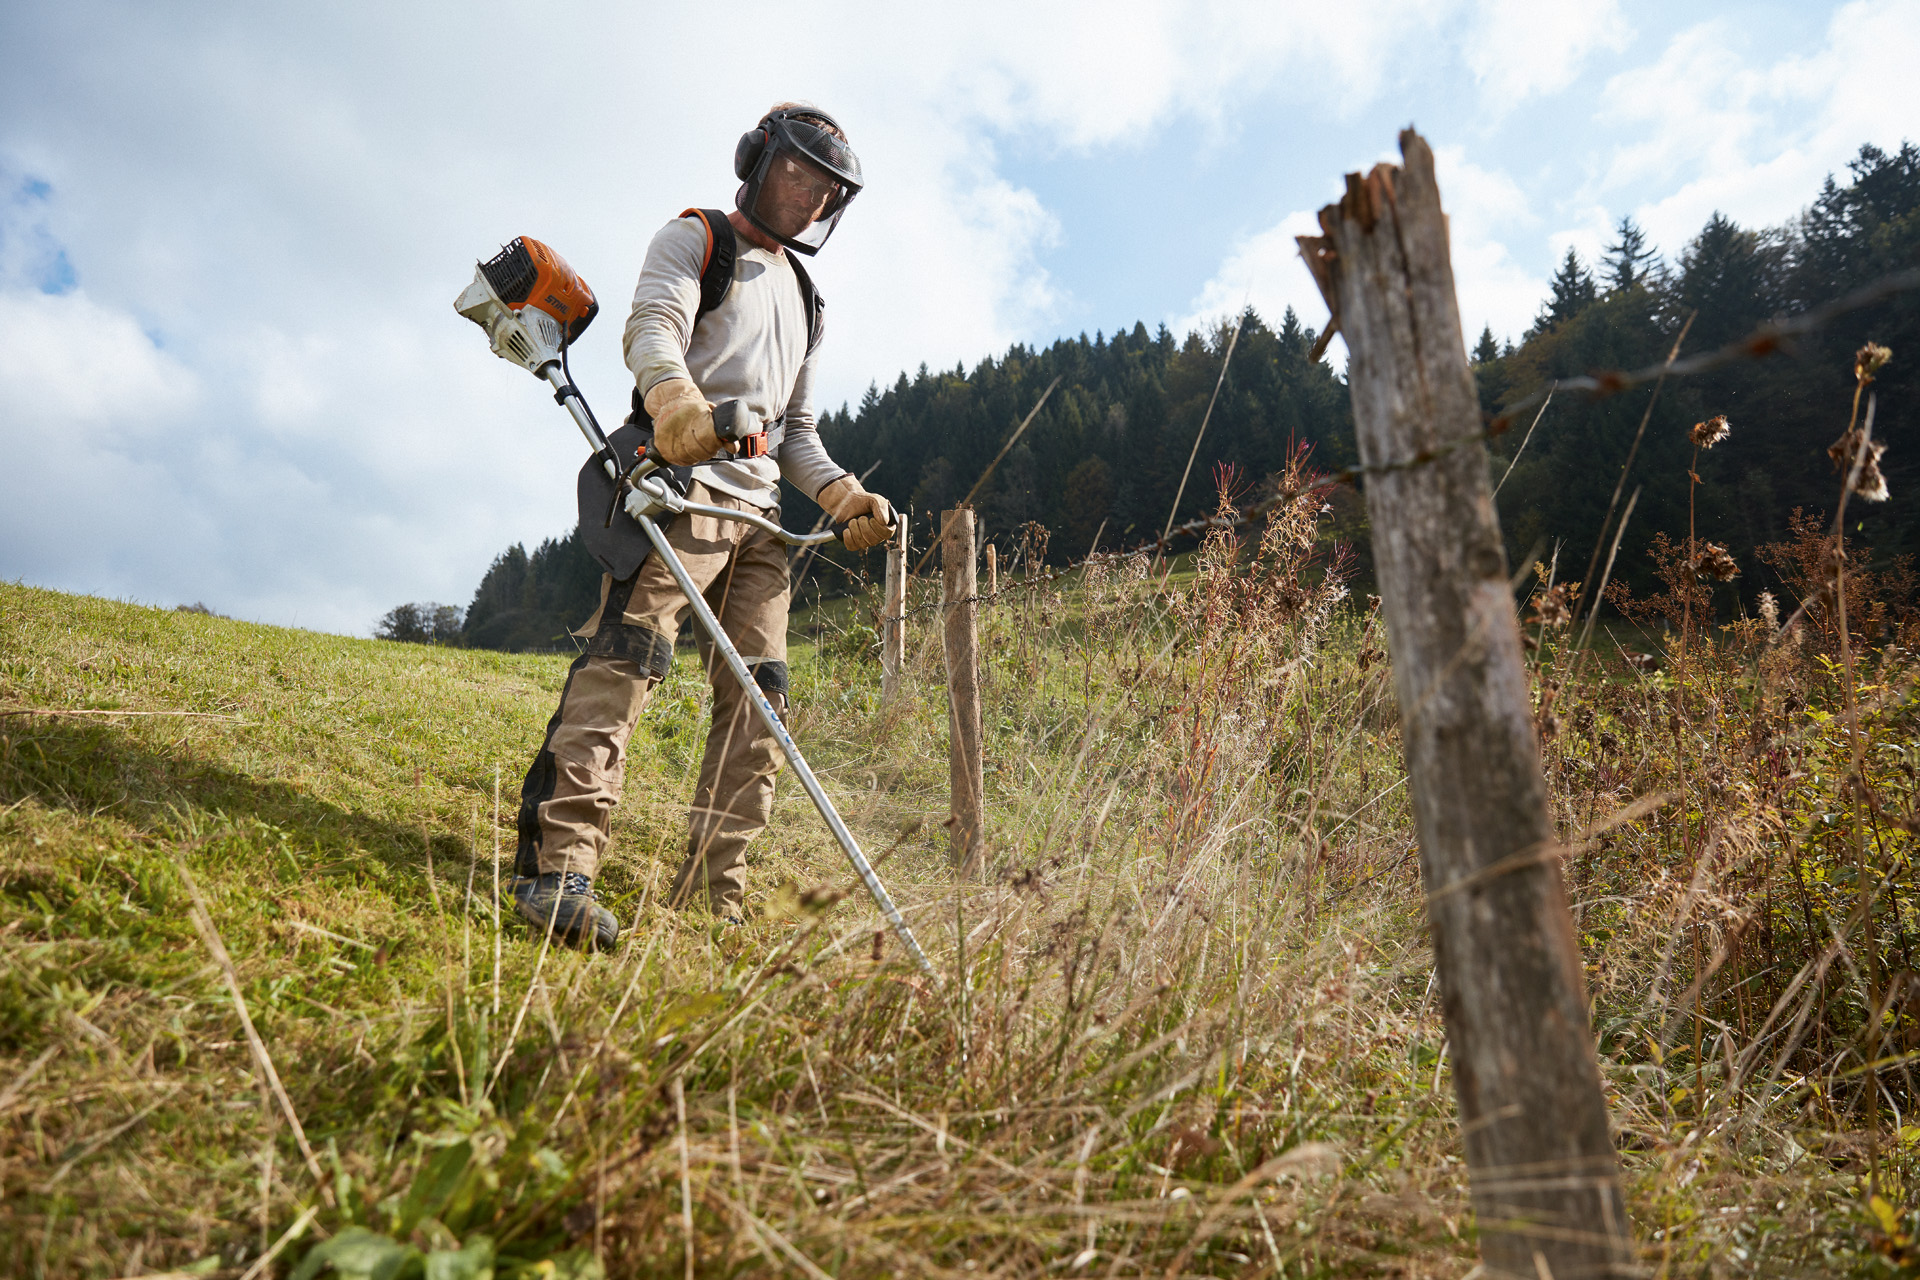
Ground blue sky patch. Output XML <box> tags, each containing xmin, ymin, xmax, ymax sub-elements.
<box><xmin>2</xmin><ymin>170</ymin><xmax>80</xmax><ymax>295</ymax></box>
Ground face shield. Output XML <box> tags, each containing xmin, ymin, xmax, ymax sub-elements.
<box><xmin>736</xmin><ymin>112</ymin><xmax>863</xmax><ymax>255</ymax></box>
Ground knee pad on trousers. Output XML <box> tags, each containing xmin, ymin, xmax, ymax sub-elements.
<box><xmin>750</xmin><ymin>660</ymin><xmax>788</xmax><ymax>700</ymax></box>
<box><xmin>517</xmin><ymin>656</ymin><xmax>592</xmax><ymax>877</ymax></box>
<box><xmin>584</xmin><ymin>622</ymin><xmax>674</xmax><ymax>679</ymax></box>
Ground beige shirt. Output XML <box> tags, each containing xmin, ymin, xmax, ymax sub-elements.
<box><xmin>623</xmin><ymin>215</ymin><xmax>844</xmax><ymax>509</ymax></box>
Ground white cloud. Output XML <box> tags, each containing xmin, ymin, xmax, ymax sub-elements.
<box><xmin>0</xmin><ymin>289</ymin><xmax>197</xmax><ymax>426</ymax></box>
<box><xmin>1175</xmin><ymin>145</ymin><xmax>1547</xmax><ymax>360</ymax></box>
<box><xmin>1171</xmin><ymin>209</ymin><xmax>1335</xmax><ymax>357</ymax></box>
<box><xmin>1597</xmin><ymin>0</ymin><xmax>1920</xmax><ymax>258</ymax></box>
<box><xmin>1466</xmin><ymin>0</ymin><xmax>1632</xmax><ymax>105</ymax></box>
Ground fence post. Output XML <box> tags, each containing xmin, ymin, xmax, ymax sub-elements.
<box><xmin>984</xmin><ymin>544</ymin><xmax>998</xmax><ymax>603</ymax></box>
<box><xmin>1299</xmin><ymin>130</ymin><xmax>1633</xmax><ymax>1279</ymax></box>
<box><xmin>942</xmin><ymin>507</ymin><xmax>985</xmax><ymax>876</ymax></box>
<box><xmin>882</xmin><ymin>519</ymin><xmax>907</xmax><ymax>705</ymax></box>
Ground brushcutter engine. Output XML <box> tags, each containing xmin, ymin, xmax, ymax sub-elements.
<box><xmin>454</xmin><ymin>237</ymin><xmax>599</xmax><ymax>374</ymax></box>
<box><xmin>455</xmin><ymin>237</ymin><xmax>768</xmax><ymax>465</ymax></box>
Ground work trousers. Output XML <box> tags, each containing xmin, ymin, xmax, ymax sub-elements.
<box><xmin>515</xmin><ymin>482</ymin><xmax>790</xmax><ymax>917</ymax></box>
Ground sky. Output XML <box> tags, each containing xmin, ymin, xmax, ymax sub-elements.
<box><xmin>2</xmin><ymin>0</ymin><xmax>1916</xmax><ymax>635</ymax></box>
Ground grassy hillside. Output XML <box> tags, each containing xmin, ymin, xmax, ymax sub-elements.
<box><xmin>0</xmin><ymin>486</ymin><xmax>1907</xmax><ymax>1278</ymax></box>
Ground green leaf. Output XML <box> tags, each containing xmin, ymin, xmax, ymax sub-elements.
<box><xmin>529</xmin><ymin>1249</ymin><xmax>605</xmax><ymax>1280</ymax></box>
<box><xmin>396</xmin><ymin>1140</ymin><xmax>475</xmax><ymax>1236</ymax></box>
<box><xmin>423</xmin><ymin>1235</ymin><xmax>495</xmax><ymax>1280</ymax></box>
<box><xmin>290</xmin><ymin>1227</ymin><xmax>424</xmax><ymax>1280</ymax></box>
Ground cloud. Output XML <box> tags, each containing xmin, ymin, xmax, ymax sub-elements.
<box><xmin>1170</xmin><ymin>210</ymin><xmax>1335</xmax><ymax>357</ymax></box>
<box><xmin>1597</xmin><ymin>0</ymin><xmax>1920</xmax><ymax>257</ymax></box>
<box><xmin>1174</xmin><ymin>145</ymin><xmax>1546</xmax><ymax>359</ymax></box>
<box><xmin>1466</xmin><ymin>0</ymin><xmax>1632</xmax><ymax>106</ymax></box>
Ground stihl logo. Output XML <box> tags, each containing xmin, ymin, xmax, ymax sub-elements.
<box><xmin>545</xmin><ymin>294</ymin><xmax>567</xmax><ymax>315</ymax></box>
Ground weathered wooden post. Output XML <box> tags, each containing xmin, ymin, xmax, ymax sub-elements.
<box><xmin>984</xmin><ymin>544</ymin><xmax>998</xmax><ymax>603</ymax></box>
<box><xmin>1298</xmin><ymin>131</ymin><xmax>1633</xmax><ymax>1278</ymax></box>
<box><xmin>942</xmin><ymin>507</ymin><xmax>985</xmax><ymax>876</ymax></box>
<box><xmin>882</xmin><ymin>519</ymin><xmax>907</xmax><ymax>704</ymax></box>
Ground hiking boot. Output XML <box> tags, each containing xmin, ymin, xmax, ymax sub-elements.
<box><xmin>509</xmin><ymin>872</ymin><xmax>619</xmax><ymax>952</ymax></box>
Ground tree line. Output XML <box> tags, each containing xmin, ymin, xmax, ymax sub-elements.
<box><xmin>395</xmin><ymin>141</ymin><xmax>1915</xmax><ymax>652</ymax></box>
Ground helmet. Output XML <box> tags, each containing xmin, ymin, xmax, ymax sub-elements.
<box><xmin>733</xmin><ymin>107</ymin><xmax>863</xmax><ymax>256</ymax></box>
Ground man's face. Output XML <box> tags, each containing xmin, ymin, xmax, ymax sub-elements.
<box><xmin>759</xmin><ymin>153</ymin><xmax>840</xmax><ymax>239</ymax></box>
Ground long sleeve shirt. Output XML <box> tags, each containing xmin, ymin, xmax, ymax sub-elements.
<box><xmin>623</xmin><ymin>215</ymin><xmax>845</xmax><ymax>509</ymax></box>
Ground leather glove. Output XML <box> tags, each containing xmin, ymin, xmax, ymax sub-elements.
<box><xmin>646</xmin><ymin>377</ymin><xmax>732</xmax><ymax>467</ymax></box>
<box><xmin>817</xmin><ymin>474</ymin><xmax>895</xmax><ymax>553</ymax></box>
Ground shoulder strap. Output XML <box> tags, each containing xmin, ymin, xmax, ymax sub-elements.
<box><xmin>681</xmin><ymin>208</ymin><xmax>737</xmax><ymax>320</ymax></box>
<box><xmin>676</xmin><ymin>207</ymin><xmax>824</xmax><ymax>354</ymax></box>
<box><xmin>787</xmin><ymin>253</ymin><xmax>827</xmax><ymax>357</ymax></box>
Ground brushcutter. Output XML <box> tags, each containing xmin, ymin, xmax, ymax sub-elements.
<box><xmin>455</xmin><ymin>237</ymin><xmax>933</xmax><ymax>978</ymax></box>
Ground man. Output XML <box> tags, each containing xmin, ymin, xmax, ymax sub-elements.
<box><xmin>510</xmin><ymin>103</ymin><xmax>895</xmax><ymax>949</ymax></box>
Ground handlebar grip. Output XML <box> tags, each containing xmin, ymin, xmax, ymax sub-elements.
<box><xmin>712</xmin><ymin>399</ymin><xmax>753</xmax><ymax>441</ymax></box>
<box><xmin>830</xmin><ymin>509</ymin><xmax>901</xmax><ymax>543</ymax></box>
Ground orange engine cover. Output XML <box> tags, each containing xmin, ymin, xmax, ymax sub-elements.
<box><xmin>480</xmin><ymin>236</ymin><xmax>600</xmax><ymax>344</ymax></box>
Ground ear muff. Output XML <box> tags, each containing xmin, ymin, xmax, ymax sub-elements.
<box><xmin>734</xmin><ymin>123</ymin><xmax>770</xmax><ymax>182</ymax></box>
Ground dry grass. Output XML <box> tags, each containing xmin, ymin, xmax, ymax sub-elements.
<box><xmin>0</xmin><ymin>429</ymin><xmax>1909</xmax><ymax>1276</ymax></box>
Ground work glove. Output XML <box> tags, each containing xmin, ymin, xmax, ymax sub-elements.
<box><xmin>817</xmin><ymin>474</ymin><xmax>895</xmax><ymax>553</ymax></box>
<box><xmin>646</xmin><ymin>377</ymin><xmax>732</xmax><ymax>467</ymax></box>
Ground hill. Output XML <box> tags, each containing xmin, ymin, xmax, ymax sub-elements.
<box><xmin>1</xmin><ymin>475</ymin><xmax>1907</xmax><ymax>1277</ymax></box>
<box><xmin>444</xmin><ymin>140</ymin><xmax>1918</xmax><ymax>655</ymax></box>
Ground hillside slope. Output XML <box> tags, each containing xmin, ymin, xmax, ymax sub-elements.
<box><xmin>0</xmin><ymin>554</ymin><xmax>1895</xmax><ymax>1277</ymax></box>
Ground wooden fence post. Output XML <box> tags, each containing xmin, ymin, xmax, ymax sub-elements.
<box><xmin>942</xmin><ymin>507</ymin><xmax>985</xmax><ymax>876</ymax></box>
<box><xmin>882</xmin><ymin>519</ymin><xmax>907</xmax><ymax>705</ymax></box>
<box><xmin>984</xmin><ymin>545</ymin><xmax>998</xmax><ymax>603</ymax></box>
<box><xmin>1299</xmin><ymin>130</ymin><xmax>1633</xmax><ymax>1278</ymax></box>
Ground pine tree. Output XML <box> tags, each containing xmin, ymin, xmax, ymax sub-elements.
<box><xmin>1533</xmin><ymin>247</ymin><xmax>1597</xmax><ymax>334</ymax></box>
<box><xmin>1602</xmin><ymin>216</ymin><xmax>1657</xmax><ymax>291</ymax></box>
<box><xmin>1473</xmin><ymin>325</ymin><xmax>1500</xmax><ymax>364</ymax></box>
<box><xmin>1673</xmin><ymin>212</ymin><xmax>1774</xmax><ymax>349</ymax></box>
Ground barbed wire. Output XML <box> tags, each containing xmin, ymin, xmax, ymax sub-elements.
<box><xmin>881</xmin><ymin>549</ymin><xmax>1161</xmax><ymax>621</ymax></box>
<box><xmin>842</xmin><ymin>262</ymin><xmax>1920</xmax><ymax>625</ymax></box>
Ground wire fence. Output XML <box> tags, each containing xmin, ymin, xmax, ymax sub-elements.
<box><xmin>856</xmin><ymin>262</ymin><xmax>1920</xmax><ymax>628</ymax></box>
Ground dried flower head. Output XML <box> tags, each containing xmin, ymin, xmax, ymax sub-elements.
<box><xmin>1690</xmin><ymin>414</ymin><xmax>1731</xmax><ymax>449</ymax></box>
<box><xmin>1828</xmin><ymin>429</ymin><xmax>1892</xmax><ymax>502</ymax></box>
<box><xmin>1757</xmin><ymin>589</ymin><xmax>1779</xmax><ymax>632</ymax></box>
<box><xmin>1529</xmin><ymin>583</ymin><xmax>1573</xmax><ymax>629</ymax></box>
<box><xmin>1856</xmin><ymin>342</ymin><xmax>1893</xmax><ymax>383</ymax></box>
<box><xmin>1690</xmin><ymin>541</ymin><xmax>1740</xmax><ymax>581</ymax></box>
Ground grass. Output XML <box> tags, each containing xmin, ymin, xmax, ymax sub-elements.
<box><xmin>0</xmin><ymin>458</ymin><xmax>1911</xmax><ymax>1278</ymax></box>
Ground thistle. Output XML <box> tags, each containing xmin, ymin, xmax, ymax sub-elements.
<box><xmin>1690</xmin><ymin>542</ymin><xmax>1739</xmax><ymax>582</ymax></box>
<box><xmin>1828</xmin><ymin>430</ymin><xmax>1891</xmax><ymax>502</ymax></box>
<box><xmin>1690</xmin><ymin>415</ymin><xmax>1730</xmax><ymax>449</ymax></box>
<box><xmin>1530</xmin><ymin>583</ymin><xmax>1573</xmax><ymax>629</ymax></box>
<box><xmin>1856</xmin><ymin>342</ymin><xmax>1892</xmax><ymax>383</ymax></box>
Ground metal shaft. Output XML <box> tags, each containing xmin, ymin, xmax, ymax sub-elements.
<box><xmin>542</xmin><ymin>363</ymin><xmax>618</xmax><ymax>480</ymax></box>
<box><xmin>633</xmin><ymin>510</ymin><xmax>936</xmax><ymax>978</ymax></box>
<box><xmin>533</xmin><ymin>360</ymin><xmax>930</xmax><ymax>974</ymax></box>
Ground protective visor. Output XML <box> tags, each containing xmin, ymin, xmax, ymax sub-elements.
<box><xmin>738</xmin><ymin>116</ymin><xmax>862</xmax><ymax>255</ymax></box>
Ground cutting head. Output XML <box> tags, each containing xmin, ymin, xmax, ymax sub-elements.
<box><xmin>454</xmin><ymin>237</ymin><xmax>598</xmax><ymax>373</ymax></box>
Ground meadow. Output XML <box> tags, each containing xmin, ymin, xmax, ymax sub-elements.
<box><xmin>1</xmin><ymin>438</ymin><xmax>1913</xmax><ymax>1276</ymax></box>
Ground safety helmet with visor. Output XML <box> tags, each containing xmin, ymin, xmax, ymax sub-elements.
<box><xmin>734</xmin><ymin>107</ymin><xmax>862</xmax><ymax>256</ymax></box>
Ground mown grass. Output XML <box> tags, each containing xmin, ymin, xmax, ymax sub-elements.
<box><xmin>0</xmin><ymin>477</ymin><xmax>1905</xmax><ymax>1279</ymax></box>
